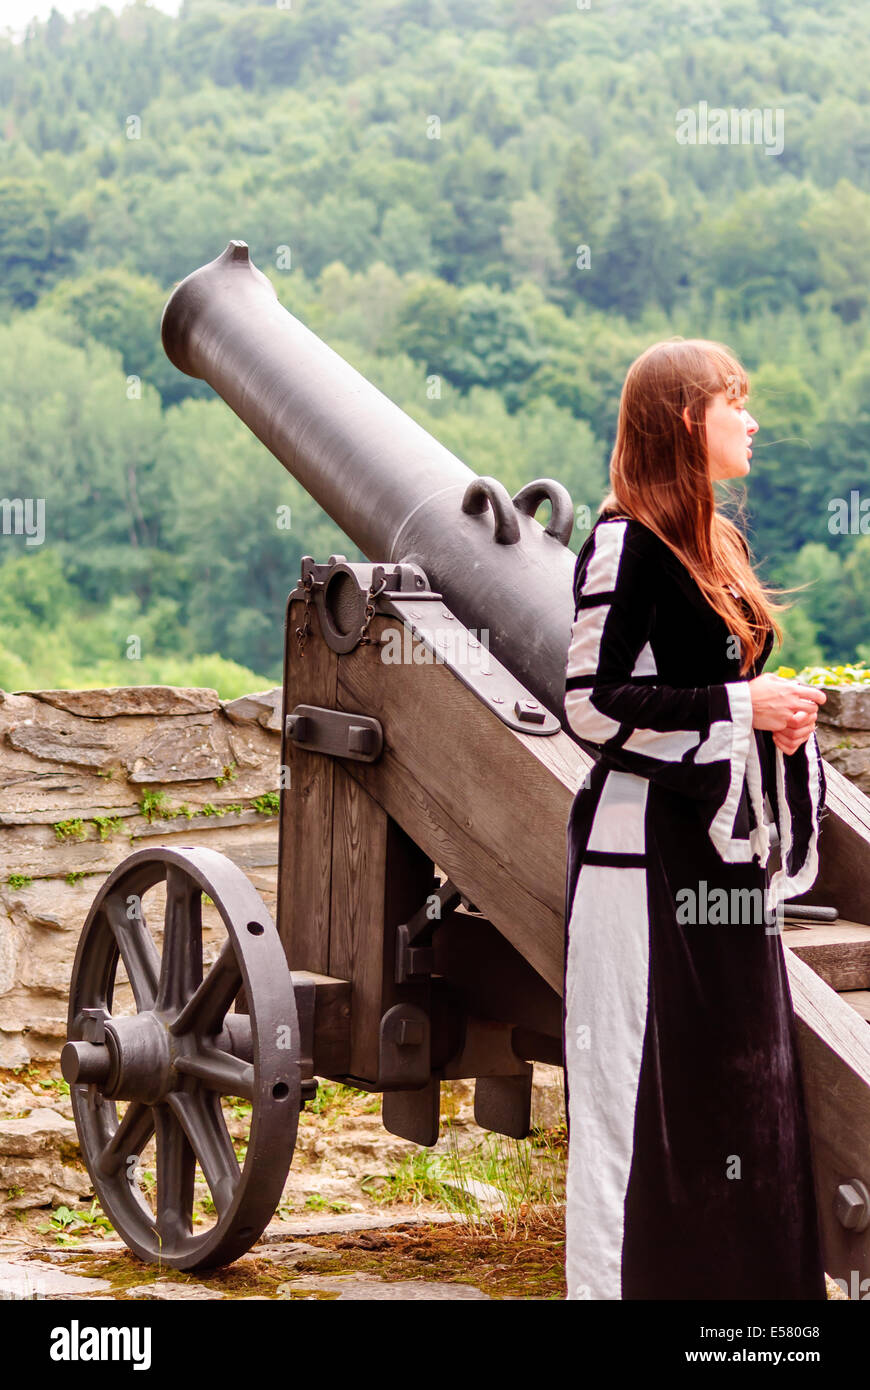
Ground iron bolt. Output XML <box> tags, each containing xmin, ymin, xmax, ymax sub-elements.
<box><xmin>835</xmin><ymin>1179</ymin><xmax>870</xmax><ymax>1232</ymax></box>
<box><xmin>397</xmin><ymin>1020</ymin><xmax>424</xmax><ymax>1047</ymax></box>
<box><xmin>515</xmin><ymin>699</ymin><xmax>546</xmax><ymax>725</ymax></box>
<box><xmin>347</xmin><ymin>725</ymin><xmax>375</xmax><ymax>755</ymax></box>
<box><xmin>61</xmin><ymin>1040</ymin><xmax>112</xmax><ymax>1087</ymax></box>
<box><xmin>81</xmin><ymin>1008</ymin><xmax>106</xmax><ymax>1044</ymax></box>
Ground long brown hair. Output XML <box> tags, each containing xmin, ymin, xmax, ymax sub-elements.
<box><xmin>600</xmin><ymin>337</ymin><xmax>790</xmax><ymax>676</ymax></box>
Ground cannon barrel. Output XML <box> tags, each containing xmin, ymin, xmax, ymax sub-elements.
<box><xmin>161</xmin><ymin>241</ymin><xmax>578</xmax><ymax>720</ymax></box>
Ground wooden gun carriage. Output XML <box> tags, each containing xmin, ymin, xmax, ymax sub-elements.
<box><xmin>62</xmin><ymin>244</ymin><xmax>870</xmax><ymax>1285</ymax></box>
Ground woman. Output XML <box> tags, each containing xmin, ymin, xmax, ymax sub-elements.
<box><xmin>563</xmin><ymin>338</ymin><xmax>828</xmax><ymax>1301</ymax></box>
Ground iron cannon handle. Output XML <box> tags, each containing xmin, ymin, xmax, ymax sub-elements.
<box><xmin>511</xmin><ymin>479</ymin><xmax>575</xmax><ymax>547</ymax></box>
<box><xmin>460</xmin><ymin>476</ymin><xmax>521</xmax><ymax>545</ymax></box>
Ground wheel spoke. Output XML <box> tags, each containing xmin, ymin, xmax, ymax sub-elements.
<box><xmin>103</xmin><ymin>895</ymin><xmax>160</xmax><ymax>1012</ymax></box>
<box><xmin>171</xmin><ymin>938</ymin><xmax>242</xmax><ymax>1038</ymax></box>
<box><xmin>97</xmin><ymin>1100</ymin><xmax>155</xmax><ymax>1180</ymax></box>
<box><xmin>154</xmin><ymin>1105</ymin><xmax>195</xmax><ymax>1247</ymax></box>
<box><xmin>69</xmin><ymin>846</ymin><xmax>300</xmax><ymax>1271</ymax></box>
<box><xmin>157</xmin><ymin>865</ymin><xmax>203</xmax><ymax>1012</ymax></box>
<box><xmin>168</xmin><ymin>1089</ymin><xmax>240</xmax><ymax>1216</ymax></box>
<box><xmin>175</xmin><ymin>1046</ymin><xmax>254</xmax><ymax>1100</ymax></box>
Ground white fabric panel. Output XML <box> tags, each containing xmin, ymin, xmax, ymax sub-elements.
<box><xmin>565</xmin><ymin>601</ymin><xmax>622</xmax><ymax>742</ymax></box>
<box><xmin>696</xmin><ymin>691</ymin><xmax>771</xmax><ymax>864</ymax></box>
<box><xmin>586</xmin><ymin>771</ymin><xmax>649</xmax><ymax>854</ymax></box>
<box><xmin>621</xmin><ymin>726</ymin><xmax>700</xmax><ymax>760</ymax></box>
<box><xmin>745</xmin><ymin>734</ymin><xmax>771</xmax><ymax>864</ymax></box>
<box><xmin>566</xmin><ymin>598</ymin><xmax>609</xmax><ymax>677</ymax></box>
<box><xmin>703</xmin><ymin>681</ymin><xmax>771</xmax><ymax>865</ymax></box>
<box><xmin>584</xmin><ymin>519</ymin><xmax>627</xmax><ymax>594</ymax></box>
<box><xmin>765</xmin><ymin>733</ymin><xmax>823</xmax><ymax>916</ymax></box>
<box><xmin>565</xmin><ymin>863</ymin><xmax>650</xmax><ymax>1301</ymax></box>
<box><xmin>565</xmin><ymin>521</ymin><xmax>630</xmax><ymax>744</ymax></box>
<box><xmin>630</xmin><ymin>640</ymin><xmax>657</xmax><ymax>677</ymax></box>
<box><xmin>565</xmin><ymin>687</ymin><xmax>622</xmax><ymax>744</ymax></box>
<box><xmin>695</xmin><ymin>719</ymin><xmax>733</xmax><ymax>763</ymax></box>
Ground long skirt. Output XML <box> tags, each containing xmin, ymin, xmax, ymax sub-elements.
<box><xmin>563</xmin><ymin>755</ymin><xmax>827</xmax><ymax>1301</ymax></box>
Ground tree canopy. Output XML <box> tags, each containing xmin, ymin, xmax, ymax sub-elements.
<box><xmin>0</xmin><ymin>0</ymin><xmax>868</xmax><ymax>689</ymax></box>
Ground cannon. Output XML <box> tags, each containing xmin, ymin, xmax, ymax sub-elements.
<box><xmin>63</xmin><ymin>243</ymin><xmax>870</xmax><ymax>1281</ymax></box>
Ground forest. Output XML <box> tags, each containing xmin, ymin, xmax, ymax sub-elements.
<box><xmin>0</xmin><ymin>0</ymin><xmax>869</xmax><ymax>692</ymax></box>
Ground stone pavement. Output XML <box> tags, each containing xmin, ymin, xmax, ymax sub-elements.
<box><xmin>0</xmin><ymin>1210</ymin><xmax>528</xmax><ymax>1301</ymax></box>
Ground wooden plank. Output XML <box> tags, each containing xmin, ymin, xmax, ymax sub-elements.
<box><xmin>277</xmin><ymin>598</ymin><xmax>337</xmax><ymax>972</ymax></box>
<box><xmin>327</xmin><ymin>763</ymin><xmax>387</xmax><ymax>1079</ymax></box>
<box><xmin>787</xmin><ymin>950</ymin><xmax>870</xmax><ymax>1286</ymax></box>
<box><xmin>809</xmin><ymin>761</ymin><xmax>870</xmax><ymax>927</ymax></box>
<box><xmin>328</xmin><ymin>765</ymin><xmax>435</xmax><ymax>1080</ymax></box>
<box><xmin>823</xmin><ymin>759</ymin><xmax>870</xmax><ymax>837</ymax></box>
<box><xmin>840</xmin><ymin>991</ymin><xmax>870</xmax><ymax>1024</ymax></box>
<box><xmin>289</xmin><ymin>972</ymin><xmax>352</xmax><ymax>1075</ymax></box>
<box><xmin>343</xmin><ymin>747</ymin><xmax>564</xmax><ymax>995</ymax></box>
<box><xmin>336</xmin><ymin>615</ymin><xmax>576</xmax><ymax>994</ymax></box>
<box><xmin>784</xmin><ymin>921</ymin><xmax>870</xmax><ymax>991</ymax></box>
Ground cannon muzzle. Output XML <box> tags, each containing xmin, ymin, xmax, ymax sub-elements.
<box><xmin>161</xmin><ymin>241</ymin><xmax>579</xmax><ymax>719</ymax></box>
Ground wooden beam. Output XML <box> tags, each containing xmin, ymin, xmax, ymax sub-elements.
<box><xmin>328</xmin><ymin>764</ymin><xmax>388</xmax><ymax>1077</ymax></box>
<box><xmin>808</xmin><ymin>760</ymin><xmax>870</xmax><ymax>927</ymax></box>
<box><xmin>787</xmin><ymin>949</ymin><xmax>870</xmax><ymax>1286</ymax></box>
<box><xmin>840</xmin><ymin>992</ymin><xmax>870</xmax><ymax>1025</ymax></box>
<box><xmin>784</xmin><ymin>920</ymin><xmax>870</xmax><ymax>991</ymax></box>
<box><xmin>328</xmin><ymin>767</ymin><xmax>433</xmax><ymax>1080</ymax></box>
<box><xmin>277</xmin><ymin>598</ymin><xmax>338</xmax><ymax>972</ymax></box>
<box><xmin>336</xmin><ymin>614</ymin><xmax>585</xmax><ymax>994</ymax></box>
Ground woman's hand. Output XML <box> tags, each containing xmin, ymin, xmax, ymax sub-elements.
<box><xmin>747</xmin><ymin>674</ymin><xmax>826</xmax><ymax>756</ymax></box>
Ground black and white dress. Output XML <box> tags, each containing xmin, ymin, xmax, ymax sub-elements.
<box><xmin>562</xmin><ymin>512</ymin><xmax>827</xmax><ymax>1301</ymax></box>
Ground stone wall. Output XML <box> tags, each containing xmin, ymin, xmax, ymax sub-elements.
<box><xmin>0</xmin><ymin>686</ymin><xmax>569</xmax><ymax>1221</ymax></box>
<box><xmin>2</xmin><ymin>681</ymin><xmax>869</xmax><ymax>1069</ymax></box>
<box><xmin>814</xmin><ymin>685</ymin><xmax>870</xmax><ymax>796</ymax></box>
<box><xmin>0</xmin><ymin>685</ymin><xmax>284</xmax><ymax>1067</ymax></box>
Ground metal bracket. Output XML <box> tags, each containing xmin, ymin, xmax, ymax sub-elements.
<box><xmin>379</xmin><ymin>595</ymin><xmax>560</xmax><ymax>736</ymax></box>
<box><xmin>285</xmin><ymin>705</ymin><xmax>383</xmax><ymax>762</ymax></box>
<box><xmin>382</xmin><ymin>1081</ymin><xmax>441</xmax><ymax>1147</ymax></box>
<box><xmin>378</xmin><ymin>1002</ymin><xmax>431</xmax><ymax>1089</ymax></box>
<box><xmin>288</xmin><ymin>555</ymin><xmax>560</xmax><ymax>737</ymax></box>
<box><xmin>289</xmin><ymin>556</ymin><xmax>441</xmax><ymax>655</ymax></box>
<box><xmin>474</xmin><ymin>1072</ymin><xmax>533</xmax><ymax>1140</ymax></box>
<box><xmin>395</xmin><ymin>879</ymin><xmax>462</xmax><ymax>984</ymax></box>
<box><xmin>290</xmin><ymin>973</ymin><xmax>318</xmax><ymax>1105</ymax></box>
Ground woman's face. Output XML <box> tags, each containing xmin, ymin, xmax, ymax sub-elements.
<box><xmin>684</xmin><ymin>390</ymin><xmax>758</xmax><ymax>481</ymax></box>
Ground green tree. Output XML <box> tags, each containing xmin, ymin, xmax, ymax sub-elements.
<box><xmin>781</xmin><ymin>543</ymin><xmax>845</xmax><ymax>659</ymax></box>
<box><xmin>803</xmin><ymin>180</ymin><xmax>870</xmax><ymax>323</ymax></box>
<box><xmin>436</xmin><ymin>285</ymin><xmax>545</xmax><ymax>393</ymax></box>
<box><xmin>743</xmin><ymin>363</ymin><xmax>822</xmax><ymax>567</ymax></box>
<box><xmin>697</xmin><ymin>181</ymin><xmax>820</xmax><ymax>317</ymax></box>
<box><xmin>41</xmin><ymin>268</ymin><xmax>193</xmax><ymax>403</ymax></box>
<box><xmin>588</xmin><ymin>171</ymin><xmax>684</xmax><ymax>318</ymax></box>
<box><xmin>0</xmin><ymin>177</ymin><xmax>89</xmax><ymax>307</ymax></box>
<box><xmin>833</xmin><ymin>537</ymin><xmax>870</xmax><ymax>660</ymax></box>
<box><xmin>551</xmin><ymin>136</ymin><xmax>609</xmax><ymax>293</ymax></box>
<box><xmin>500</xmin><ymin>193</ymin><xmax>563</xmax><ymax>293</ymax></box>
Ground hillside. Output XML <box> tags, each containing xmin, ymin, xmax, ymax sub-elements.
<box><xmin>1</xmin><ymin>0</ymin><xmax>869</xmax><ymax>689</ymax></box>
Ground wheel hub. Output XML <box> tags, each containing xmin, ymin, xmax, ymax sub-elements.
<box><xmin>64</xmin><ymin>845</ymin><xmax>301</xmax><ymax>1271</ymax></box>
<box><xmin>63</xmin><ymin>1010</ymin><xmax>173</xmax><ymax>1104</ymax></box>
